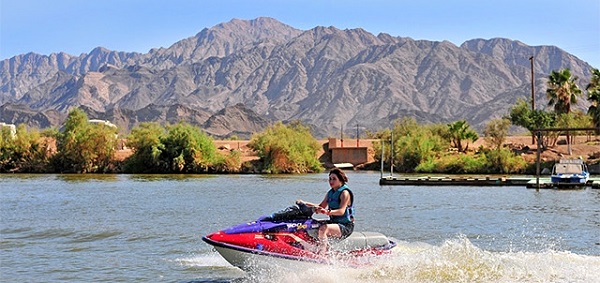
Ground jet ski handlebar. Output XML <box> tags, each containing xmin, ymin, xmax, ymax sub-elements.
<box><xmin>258</xmin><ymin>202</ymin><xmax>316</xmax><ymax>221</ymax></box>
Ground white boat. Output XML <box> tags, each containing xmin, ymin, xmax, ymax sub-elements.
<box><xmin>550</xmin><ymin>159</ymin><xmax>590</xmax><ymax>188</ymax></box>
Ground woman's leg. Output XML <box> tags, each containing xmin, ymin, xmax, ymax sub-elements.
<box><xmin>317</xmin><ymin>224</ymin><xmax>342</xmax><ymax>254</ymax></box>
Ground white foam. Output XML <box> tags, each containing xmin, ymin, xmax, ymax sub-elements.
<box><xmin>193</xmin><ymin>236</ymin><xmax>600</xmax><ymax>283</ymax></box>
<box><xmin>175</xmin><ymin>251</ymin><xmax>233</xmax><ymax>268</ymax></box>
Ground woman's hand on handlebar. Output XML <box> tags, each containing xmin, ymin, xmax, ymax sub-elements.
<box><xmin>297</xmin><ymin>199</ymin><xmax>316</xmax><ymax>207</ymax></box>
<box><xmin>314</xmin><ymin>206</ymin><xmax>328</xmax><ymax>214</ymax></box>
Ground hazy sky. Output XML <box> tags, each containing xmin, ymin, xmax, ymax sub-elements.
<box><xmin>1</xmin><ymin>0</ymin><xmax>599</xmax><ymax>67</ymax></box>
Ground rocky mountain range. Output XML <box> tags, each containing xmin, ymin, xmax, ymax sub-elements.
<box><xmin>1</xmin><ymin>17</ymin><xmax>596</xmax><ymax>139</ymax></box>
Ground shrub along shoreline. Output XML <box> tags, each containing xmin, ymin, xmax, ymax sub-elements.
<box><xmin>3</xmin><ymin>109</ymin><xmax>598</xmax><ymax>175</ymax></box>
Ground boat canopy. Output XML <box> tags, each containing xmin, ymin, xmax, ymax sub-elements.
<box><xmin>553</xmin><ymin>159</ymin><xmax>587</xmax><ymax>174</ymax></box>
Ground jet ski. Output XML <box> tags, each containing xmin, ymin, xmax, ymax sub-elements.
<box><xmin>202</xmin><ymin>203</ymin><xmax>397</xmax><ymax>271</ymax></box>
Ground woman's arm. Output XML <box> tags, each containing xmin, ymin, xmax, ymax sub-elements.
<box><xmin>317</xmin><ymin>195</ymin><xmax>328</xmax><ymax>208</ymax></box>
<box><xmin>296</xmin><ymin>196</ymin><xmax>327</xmax><ymax>208</ymax></box>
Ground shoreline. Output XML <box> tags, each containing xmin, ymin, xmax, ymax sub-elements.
<box><xmin>115</xmin><ymin>136</ymin><xmax>600</xmax><ymax>172</ymax></box>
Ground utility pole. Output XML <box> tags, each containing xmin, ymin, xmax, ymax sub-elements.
<box><xmin>535</xmin><ymin>130</ymin><xmax>541</xmax><ymax>191</ymax></box>
<box><xmin>340</xmin><ymin>124</ymin><xmax>344</xmax><ymax>148</ymax></box>
<box><xmin>530</xmin><ymin>56</ymin><xmax>535</xmax><ymax>144</ymax></box>
<box><xmin>356</xmin><ymin>124</ymin><xmax>359</xmax><ymax>147</ymax></box>
<box><xmin>380</xmin><ymin>141</ymin><xmax>384</xmax><ymax>179</ymax></box>
<box><xmin>390</xmin><ymin>130</ymin><xmax>394</xmax><ymax>177</ymax></box>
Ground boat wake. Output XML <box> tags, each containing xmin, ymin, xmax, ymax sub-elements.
<box><xmin>183</xmin><ymin>236</ymin><xmax>600</xmax><ymax>283</ymax></box>
<box><xmin>175</xmin><ymin>253</ymin><xmax>232</xmax><ymax>268</ymax></box>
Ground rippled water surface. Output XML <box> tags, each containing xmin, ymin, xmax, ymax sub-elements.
<box><xmin>1</xmin><ymin>172</ymin><xmax>599</xmax><ymax>282</ymax></box>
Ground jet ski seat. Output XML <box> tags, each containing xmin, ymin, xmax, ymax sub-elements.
<box><xmin>330</xmin><ymin>231</ymin><xmax>392</xmax><ymax>252</ymax></box>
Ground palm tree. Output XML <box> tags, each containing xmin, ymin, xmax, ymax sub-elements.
<box><xmin>586</xmin><ymin>68</ymin><xmax>600</xmax><ymax>129</ymax></box>
<box><xmin>546</xmin><ymin>69</ymin><xmax>582</xmax><ymax>155</ymax></box>
<box><xmin>546</xmin><ymin>69</ymin><xmax>582</xmax><ymax>114</ymax></box>
<box><xmin>447</xmin><ymin>120</ymin><xmax>478</xmax><ymax>152</ymax></box>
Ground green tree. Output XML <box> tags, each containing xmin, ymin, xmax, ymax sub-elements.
<box><xmin>52</xmin><ymin>109</ymin><xmax>117</xmax><ymax>173</ymax></box>
<box><xmin>372</xmin><ymin>118</ymin><xmax>447</xmax><ymax>173</ymax></box>
<box><xmin>481</xmin><ymin>147</ymin><xmax>527</xmax><ymax>174</ymax></box>
<box><xmin>0</xmin><ymin>126</ymin><xmax>16</xmax><ymax>171</ymax></box>
<box><xmin>586</xmin><ymin>68</ymin><xmax>600</xmax><ymax>129</ymax></box>
<box><xmin>0</xmin><ymin>125</ymin><xmax>51</xmax><ymax>172</ymax></box>
<box><xmin>124</xmin><ymin>122</ymin><xmax>166</xmax><ymax>173</ymax></box>
<box><xmin>546</xmin><ymin>69</ymin><xmax>583</xmax><ymax>154</ymax></box>
<box><xmin>556</xmin><ymin>111</ymin><xmax>594</xmax><ymax>142</ymax></box>
<box><xmin>248</xmin><ymin>121</ymin><xmax>323</xmax><ymax>173</ymax></box>
<box><xmin>546</xmin><ymin>68</ymin><xmax>582</xmax><ymax>114</ymax></box>
<box><xmin>509</xmin><ymin>98</ymin><xmax>556</xmax><ymax>147</ymax></box>
<box><xmin>161</xmin><ymin>123</ymin><xmax>218</xmax><ymax>173</ymax></box>
<box><xmin>447</xmin><ymin>120</ymin><xmax>478</xmax><ymax>152</ymax></box>
<box><xmin>52</xmin><ymin>109</ymin><xmax>89</xmax><ymax>172</ymax></box>
<box><xmin>125</xmin><ymin>122</ymin><xmax>236</xmax><ymax>173</ymax></box>
<box><xmin>483</xmin><ymin>118</ymin><xmax>511</xmax><ymax>150</ymax></box>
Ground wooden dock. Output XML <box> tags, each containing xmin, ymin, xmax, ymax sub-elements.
<box><xmin>379</xmin><ymin>175</ymin><xmax>600</xmax><ymax>189</ymax></box>
<box><xmin>379</xmin><ymin>176</ymin><xmax>530</xmax><ymax>186</ymax></box>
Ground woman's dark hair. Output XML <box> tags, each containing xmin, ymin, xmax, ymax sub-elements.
<box><xmin>329</xmin><ymin>168</ymin><xmax>348</xmax><ymax>184</ymax></box>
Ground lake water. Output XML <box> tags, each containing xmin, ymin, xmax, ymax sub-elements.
<box><xmin>1</xmin><ymin>172</ymin><xmax>599</xmax><ymax>283</ymax></box>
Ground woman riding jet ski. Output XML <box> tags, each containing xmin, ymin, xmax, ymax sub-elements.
<box><xmin>202</xmin><ymin>202</ymin><xmax>397</xmax><ymax>271</ymax></box>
